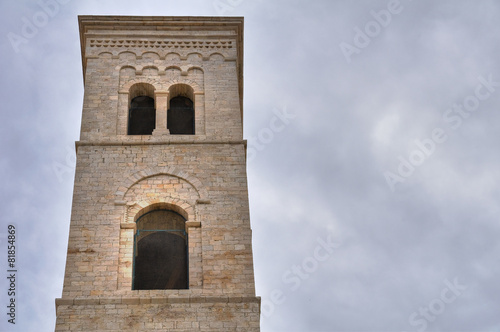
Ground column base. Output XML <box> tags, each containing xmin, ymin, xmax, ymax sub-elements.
<box><xmin>152</xmin><ymin>128</ymin><xmax>170</xmax><ymax>136</ymax></box>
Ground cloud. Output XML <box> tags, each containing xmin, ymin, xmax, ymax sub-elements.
<box><xmin>1</xmin><ymin>0</ymin><xmax>500</xmax><ymax>331</ymax></box>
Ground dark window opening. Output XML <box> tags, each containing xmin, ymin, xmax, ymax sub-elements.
<box><xmin>128</xmin><ymin>96</ymin><xmax>155</xmax><ymax>135</ymax></box>
<box><xmin>133</xmin><ymin>210</ymin><xmax>188</xmax><ymax>290</ymax></box>
<box><xmin>168</xmin><ymin>96</ymin><xmax>194</xmax><ymax>135</ymax></box>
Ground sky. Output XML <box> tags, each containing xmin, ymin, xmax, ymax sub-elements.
<box><xmin>1</xmin><ymin>0</ymin><xmax>500</xmax><ymax>331</ymax></box>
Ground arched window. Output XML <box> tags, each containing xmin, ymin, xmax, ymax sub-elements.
<box><xmin>168</xmin><ymin>96</ymin><xmax>195</xmax><ymax>135</ymax></box>
<box><xmin>128</xmin><ymin>96</ymin><xmax>155</xmax><ymax>135</ymax></box>
<box><xmin>167</xmin><ymin>84</ymin><xmax>195</xmax><ymax>135</ymax></box>
<box><xmin>128</xmin><ymin>83</ymin><xmax>156</xmax><ymax>135</ymax></box>
<box><xmin>133</xmin><ymin>209</ymin><xmax>188</xmax><ymax>290</ymax></box>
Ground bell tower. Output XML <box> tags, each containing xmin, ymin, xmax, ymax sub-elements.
<box><xmin>55</xmin><ymin>16</ymin><xmax>260</xmax><ymax>331</ymax></box>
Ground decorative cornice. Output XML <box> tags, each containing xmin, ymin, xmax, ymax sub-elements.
<box><xmin>89</xmin><ymin>39</ymin><xmax>234</xmax><ymax>50</ymax></box>
<box><xmin>75</xmin><ymin>139</ymin><xmax>247</xmax><ymax>148</ymax></box>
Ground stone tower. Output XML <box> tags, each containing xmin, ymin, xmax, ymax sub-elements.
<box><xmin>55</xmin><ymin>16</ymin><xmax>260</xmax><ymax>331</ymax></box>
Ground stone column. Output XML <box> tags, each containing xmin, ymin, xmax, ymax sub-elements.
<box><xmin>153</xmin><ymin>91</ymin><xmax>170</xmax><ymax>135</ymax></box>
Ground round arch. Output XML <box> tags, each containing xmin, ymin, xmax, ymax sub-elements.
<box><xmin>114</xmin><ymin>167</ymin><xmax>209</xmax><ymax>204</ymax></box>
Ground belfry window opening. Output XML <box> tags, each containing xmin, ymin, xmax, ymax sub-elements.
<box><xmin>132</xmin><ymin>209</ymin><xmax>188</xmax><ymax>290</ymax></box>
<box><xmin>167</xmin><ymin>84</ymin><xmax>195</xmax><ymax>135</ymax></box>
<box><xmin>128</xmin><ymin>83</ymin><xmax>156</xmax><ymax>135</ymax></box>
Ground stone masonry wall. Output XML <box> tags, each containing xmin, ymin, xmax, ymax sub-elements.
<box><xmin>79</xmin><ymin>31</ymin><xmax>242</xmax><ymax>141</ymax></box>
<box><xmin>60</xmin><ymin>144</ymin><xmax>256</xmax><ymax>298</ymax></box>
<box><xmin>55</xmin><ymin>300</ymin><xmax>260</xmax><ymax>331</ymax></box>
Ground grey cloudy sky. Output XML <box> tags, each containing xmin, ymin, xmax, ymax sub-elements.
<box><xmin>1</xmin><ymin>0</ymin><xmax>500</xmax><ymax>331</ymax></box>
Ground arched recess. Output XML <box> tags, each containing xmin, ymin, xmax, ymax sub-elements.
<box><xmin>98</xmin><ymin>51</ymin><xmax>113</xmax><ymax>59</ymax></box>
<box><xmin>132</xmin><ymin>204</ymin><xmax>188</xmax><ymax>290</ymax></box>
<box><xmin>165</xmin><ymin>52</ymin><xmax>181</xmax><ymax>62</ymax></box>
<box><xmin>119</xmin><ymin>66</ymin><xmax>137</xmax><ymax>79</ymax></box>
<box><xmin>127</xmin><ymin>83</ymin><xmax>156</xmax><ymax>135</ymax></box>
<box><xmin>209</xmin><ymin>53</ymin><xmax>225</xmax><ymax>62</ymax></box>
<box><xmin>141</xmin><ymin>51</ymin><xmax>161</xmax><ymax>60</ymax></box>
<box><xmin>116</xmin><ymin>171</ymin><xmax>206</xmax><ymax>291</ymax></box>
<box><xmin>140</xmin><ymin>66</ymin><xmax>159</xmax><ymax>76</ymax></box>
<box><xmin>187</xmin><ymin>66</ymin><xmax>204</xmax><ymax>74</ymax></box>
<box><xmin>164</xmin><ymin>66</ymin><xmax>182</xmax><ymax>81</ymax></box>
<box><xmin>165</xmin><ymin>65</ymin><xmax>182</xmax><ymax>71</ymax></box>
<box><xmin>117</xmin><ymin>78</ymin><xmax>162</xmax><ymax>135</ymax></box>
<box><xmin>187</xmin><ymin>52</ymin><xmax>203</xmax><ymax>62</ymax></box>
<box><xmin>118</xmin><ymin>51</ymin><xmax>138</xmax><ymax>60</ymax></box>
<box><xmin>167</xmin><ymin>84</ymin><xmax>195</xmax><ymax>135</ymax></box>
<box><xmin>166</xmin><ymin>81</ymin><xmax>205</xmax><ymax>135</ymax></box>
